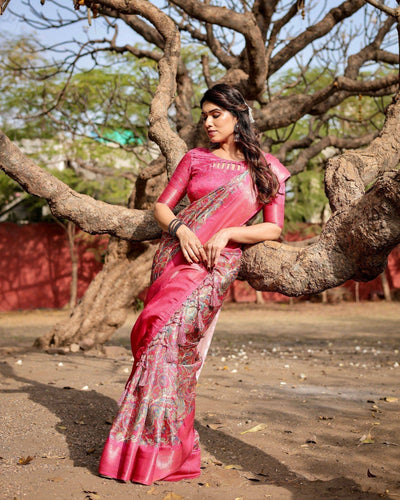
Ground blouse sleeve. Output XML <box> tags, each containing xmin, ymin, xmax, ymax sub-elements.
<box><xmin>157</xmin><ymin>151</ymin><xmax>192</xmax><ymax>209</ymax></box>
<box><xmin>263</xmin><ymin>181</ymin><xmax>286</xmax><ymax>228</ymax></box>
<box><xmin>262</xmin><ymin>154</ymin><xmax>290</xmax><ymax>229</ymax></box>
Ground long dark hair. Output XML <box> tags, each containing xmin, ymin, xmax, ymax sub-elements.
<box><xmin>200</xmin><ymin>83</ymin><xmax>279</xmax><ymax>204</ymax></box>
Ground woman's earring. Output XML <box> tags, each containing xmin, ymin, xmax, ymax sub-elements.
<box><xmin>234</xmin><ymin>124</ymin><xmax>240</xmax><ymax>142</ymax></box>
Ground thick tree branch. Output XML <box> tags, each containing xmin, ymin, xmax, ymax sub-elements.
<box><xmin>0</xmin><ymin>130</ymin><xmax>161</xmax><ymax>240</ymax></box>
<box><xmin>169</xmin><ymin>0</ymin><xmax>266</xmax><ymax>98</ymax></box>
<box><xmin>240</xmin><ymin>170</ymin><xmax>400</xmax><ymax>293</ymax></box>
<box><xmin>325</xmin><ymin>92</ymin><xmax>400</xmax><ymax>212</ymax></box>
<box><xmin>257</xmin><ymin>73</ymin><xmax>398</xmax><ymax>130</ymax></box>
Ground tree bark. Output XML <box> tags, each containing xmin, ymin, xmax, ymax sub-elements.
<box><xmin>34</xmin><ymin>238</ymin><xmax>157</xmax><ymax>350</ymax></box>
<box><xmin>67</xmin><ymin>222</ymin><xmax>78</xmax><ymax>310</ymax></box>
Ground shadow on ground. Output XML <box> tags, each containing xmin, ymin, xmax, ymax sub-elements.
<box><xmin>0</xmin><ymin>361</ymin><xmax>389</xmax><ymax>499</ymax></box>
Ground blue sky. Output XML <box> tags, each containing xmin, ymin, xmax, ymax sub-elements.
<box><xmin>1</xmin><ymin>0</ymin><xmax>398</xmax><ymax>73</ymax></box>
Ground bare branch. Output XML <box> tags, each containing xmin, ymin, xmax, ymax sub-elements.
<box><xmin>364</xmin><ymin>0</ymin><xmax>399</xmax><ymax>18</ymax></box>
<box><xmin>288</xmin><ymin>131</ymin><xmax>378</xmax><ymax>175</ymax></box>
<box><xmin>269</xmin><ymin>0</ymin><xmax>365</xmax><ymax>76</ymax></box>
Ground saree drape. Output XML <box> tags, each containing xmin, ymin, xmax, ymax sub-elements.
<box><xmin>98</xmin><ymin>150</ymin><xmax>290</xmax><ymax>485</ymax></box>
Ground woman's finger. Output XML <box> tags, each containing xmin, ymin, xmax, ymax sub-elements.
<box><xmin>198</xmin><ymin>245</ymin><xmax>207</xmax><ymax>264</ymax></box>
<box><xmin>188</xmin><ymin>242</ymin><xmax>202</xmax><ymax>262</ymax></box>
<box><xmin>182</xmin><ymin>248</ymin><xmax>193</xmax><ymax>263</ymax></box>
<box><xmin>187</xmin><ymin>245</ymin><xmax>199</xmax><ymax>263</ymax></box>
<box><xmin>213</xmin><ymin>248</ymin><xmax>221</xmax><ymax>268</ymax></box>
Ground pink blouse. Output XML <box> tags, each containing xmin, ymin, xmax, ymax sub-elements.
<box><xmin>157</xmin><ymin>148</ymin><xmax>290</xmax><ymax>229</ymax></box>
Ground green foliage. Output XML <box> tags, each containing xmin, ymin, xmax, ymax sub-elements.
<box><xmin>284</xmin><ymin>167</ymin><xmax>327</xmax><ymax>231</ymax></box>
<box><xmin>0</xmin><ymin>33</ymin><xmax>159</xmax><ymax>222</ymax></box>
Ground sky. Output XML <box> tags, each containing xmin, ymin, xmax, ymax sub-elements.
<box><xmin>1</xmin><ymin>0</ymin><xmax>398</xmax><ymax>73</ymax></box>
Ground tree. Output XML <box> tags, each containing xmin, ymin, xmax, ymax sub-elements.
<box><xmin>0</xmin><ymin>0</ymin><xmax>399</xmax><ymax>350</ymax></box>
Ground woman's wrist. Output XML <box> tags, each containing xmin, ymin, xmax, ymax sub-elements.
<box><xmin>168</xmin><ymin>218</ymin><xmax>185</xmax><ymax>238</ymax></box>
<box><xmin>176</xmin><ymin>223</ymin><xmax>189</xmax><ymax>239</ymax></box>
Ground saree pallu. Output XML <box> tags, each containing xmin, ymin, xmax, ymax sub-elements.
<box><xmin>99</xmin><ymin>170</ymin><xmax>262</xmax><ymax>485</ymax></box>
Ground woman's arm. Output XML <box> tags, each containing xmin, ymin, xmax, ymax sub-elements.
<box><xmin>154</xmin><ymin>202</ymin><xmax>207</xmax><ymax>264</ymax></box>
<box><xmin>203</xmin><ymin>222</ymin><xmax>281</xmax><ymax>268</ymax></box>
<box><xmin>225</xmin><ymin>222</ymin><xmax>282</xmax><ymax>243</ymax></box>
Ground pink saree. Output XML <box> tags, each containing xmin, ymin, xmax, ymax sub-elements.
<box><xmin>99</xmin><ymin>148</ymin><xmax>289</xmax><ymax>485</ymax></box>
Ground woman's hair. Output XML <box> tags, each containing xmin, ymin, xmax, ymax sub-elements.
<box><xmin>200</xmin><ymin>83</ymin><xmax>279</xmax><ymax>204</ymax></box>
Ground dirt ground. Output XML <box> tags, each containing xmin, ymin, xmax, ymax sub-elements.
<box><xmin>0</xmin><ymin>301</ymin><xmax>399</xmax><ymax>500</ymax></box>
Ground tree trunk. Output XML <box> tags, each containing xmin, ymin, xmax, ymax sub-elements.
<box><xmin>67</xmin><ymin>221</ymin><xmax>78</xmax><ymax>310</ymax></box>
<box><xmin>34</xmin><ymin>164</ymin><xmax>167</xmax><ymax>350</ymax></box>
<box><xmin>255</xmin><ymin>290</ymin><xmax>265</xmax><ymax>304</ymax></box>
<box><xmin>34</xmin><ymin>237</ymin><xmax>157</xmax><ymax>350</ymax></box>
<box><xmin>380</xmin><ymin>270</ymin><xmax>392</xmax><ymax>302</ymax></box>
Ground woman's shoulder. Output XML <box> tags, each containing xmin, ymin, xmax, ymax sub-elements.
<box><xmin>264</xmin><ymin>152</ymin><xmax>291</xmax><ymax>183</ymax></box>
<box><xmin>187</xmin><ymin>147</ymin><xmax>213</xmax><ymax>158</ymax></box>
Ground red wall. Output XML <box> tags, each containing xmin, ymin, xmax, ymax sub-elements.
<box><xmin>0</xmin><ymin>223</ymin><xmax>108</xmax><ymax>311</ymax></box>
<box><xmin>1</xmin><ymin>222</ymin><xmax>399</xmax><ymax>311</ymax></box>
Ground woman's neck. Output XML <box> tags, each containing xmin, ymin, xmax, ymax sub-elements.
<box><xmin>213</xmin><ymin>142</ymin><xmax>244</xmax><ymax>161</ymax></box>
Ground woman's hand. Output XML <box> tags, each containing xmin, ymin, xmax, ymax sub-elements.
<box><xmin>203</xmin><ymin>228</ymin><xmax>231</xmax><ymax>269</ymax></box>
<box><xmin>176</xmin><ymin>224</ymin><xmax>207</xmax><ymax>264</ymax></box>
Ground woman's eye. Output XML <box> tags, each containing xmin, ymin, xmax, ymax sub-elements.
<box><xmin>212</xmin><ymin>114</ymin><xmax>220</xmax><ymax>119</ymax></box>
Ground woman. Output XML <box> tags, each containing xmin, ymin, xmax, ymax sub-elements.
<box><xmin>98</xmin><ymin>83</ymin><xmax>290</xmax><ymax>485</ymax></box>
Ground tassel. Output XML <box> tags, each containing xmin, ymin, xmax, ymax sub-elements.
<box><xmin>210</xmin><ymin>278</ymin><xmax>221</xmax><ymax>308</ymax></box>
<box><xmin>137</xmin><ymin>358</ymin><xmax>148</xmax><ymax>387</ymax></box>
<box><xmin>178</xmin><ymin>325</ymin><xmax>187</xmax><ymax>345</ymax></box>
<box><xmin>196</xmin><ymin>311</ymin><xmax>205</xmax><ymax>332</ymax></box>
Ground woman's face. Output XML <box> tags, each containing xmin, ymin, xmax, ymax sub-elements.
<box><xmin>201</xmin><ymin>101</ymin><xmax>237</xmax><ymax>144</ymax></box>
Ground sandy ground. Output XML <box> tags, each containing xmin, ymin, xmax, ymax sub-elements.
<box><xmin>0</xmin><ymin>302</ymin><xmax>399</xmax><ymax>500</ymax></box>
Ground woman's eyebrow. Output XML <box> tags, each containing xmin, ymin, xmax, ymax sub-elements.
<box><xmin>201</xmin><ymin>107</ymin><xmax>222</xmax><ymax>115</ymax></box>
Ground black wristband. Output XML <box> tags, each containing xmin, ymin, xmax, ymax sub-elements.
<box><xmin>168</xmin><ymin>218</ymin><xmax>184</xmax><ymax>238</ymax></box>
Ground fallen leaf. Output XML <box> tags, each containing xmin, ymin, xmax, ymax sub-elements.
<box><xmin>306</xmin><ymin>436</ymin><xmax>317</xmax><ymax>444</ymax></box>
<box><xmin>381</xmin><ymin>396</ymin><xmax>398</xmax><ymax>403</ymax></box>
<box><xmin>47</xmin><ymin>477</ymin><xmax>65</xmax><ymax>482</ymax></box>
<box><xmin>86</xmin><ymin>447</ymin><xmax>96</xmax><ymax>455</ymax></box>
<box><xmin>206</xmin><ymin>423</ymin><xmax>222</xmax><ymax>430</ymax></box>
<box><xmin>83</xmin><ymin>491</ymin><xmax>100</xmax><ymax>500</ymax></box>
<box><xmin>240</xmin><ymin>423</ymin><xmax>267</xmax><ymax>434</ymax></box>
<box><xmin>146</xmin><ymin>487</ymin><xmax>157</xmax><ymax>495</ymax></box>
<box><xmin>367</xmin><ymin>469</ymin><xmax>377</xmax><ymax>478</ymax></box>
<box><xmin>162</xmin><ymin>493</ymin><xmax>183</xmax><ymax>500</ymax></box>
<box><xmin>18</xmin><ymin>456</ymin><xmax>33</xmax><ymax>465</ymax></box>
<box><xmin>319</xmin><ymin>416</ymin><xmax>334</xmax><ymax>421</ymax></box>
<box><xmin>58</xmin><ymin>425</ymin><xmax>67</xmax><ymax>430</ymax></box>
<box><xmin>359</xmin><ymin>433</ymin><xmax>375</xmax><ymax>444</ymax></box>
<box><xmin>224</xmin><ymin>464</ymin><xmax>243</xmax><ymax>470</ymax></box>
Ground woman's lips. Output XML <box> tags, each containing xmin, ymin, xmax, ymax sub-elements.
<box><xmin>207</xmin><ymin>130</ymin><xmax>217</xmax><ymax>137</ymax></box>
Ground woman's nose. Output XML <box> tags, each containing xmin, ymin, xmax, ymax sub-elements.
<box><xmin>204</xmin><ymin>116</ymin><xmax>213</xmax><ymax>128</ymax></box>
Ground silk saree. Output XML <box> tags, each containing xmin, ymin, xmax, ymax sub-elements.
<box><xmin>98</xmin><ymin>148</ymin><xmax>289</xmax><ymax>485</ymax></box>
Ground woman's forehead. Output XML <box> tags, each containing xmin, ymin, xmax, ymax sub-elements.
<box><xmin>201</xmin><ymin>101</ymin><xmax>225</xmax><ymax>113</ymax></box>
